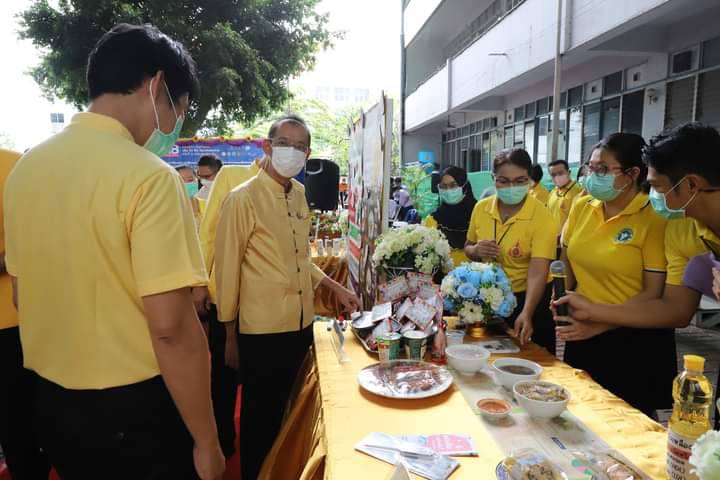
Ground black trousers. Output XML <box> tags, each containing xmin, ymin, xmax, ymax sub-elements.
<box><xmin>32</xmin><ymin>373</ymin><xmax>198</xmax><ymax>480</ymax></box>
<box><xmin>0</xmin><ymin>327</ymin><xmax>49</xmax><ymax>480</ymax></box>
<box><xmin>506</xmin><ymin>283</ymin><xmax>556</xmax><ymax>355</ymax></box>
<box><xmin>202</xmin><ymin>304</ymin><xmax>238</xmax><ymax>458</ymax></box>
<box><xmin>238</xmin><ymin>325</ymin><xmax>314</xmax><ymax>480</ymax></box>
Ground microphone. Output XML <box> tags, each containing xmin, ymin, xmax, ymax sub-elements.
<box><xmin>550</xmin><ymin>260</ymin><xmax>571</xmax><ymax>326</ymax></box>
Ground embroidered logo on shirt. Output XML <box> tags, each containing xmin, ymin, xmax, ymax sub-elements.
<box><xmin>508</xmin><ymin>241</ymin><xmax>523</xmax><ymax>258</ymax></box>
<box><xmin>615</xmin><ymin>228</ymin><xmax>634</xmax><ymax>243</ymax></box>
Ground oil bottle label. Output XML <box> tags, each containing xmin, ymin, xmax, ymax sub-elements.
<box><xmin>667</xmin><ymin>428</ymin><xmax>698</xmax><ymax>480</ymax></box>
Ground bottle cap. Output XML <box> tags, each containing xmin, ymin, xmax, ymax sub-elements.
<box><xmin>684</xmin><ymin>354</ymin><xmax>705</xmax><ymax>372</ymax></box>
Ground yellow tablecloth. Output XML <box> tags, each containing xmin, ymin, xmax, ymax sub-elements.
<box><xmin>263</xmin><ymin>322</ymin><xmax>667</xmax><ymax>479</ymax></box>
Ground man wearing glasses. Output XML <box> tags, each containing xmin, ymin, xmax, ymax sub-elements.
<box><xmin>214</xmin><ymin>115</ymin><xmax>360</xmax><ymax>479</ymax></box>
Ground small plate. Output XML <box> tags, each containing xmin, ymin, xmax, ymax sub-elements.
<box><xmin>357</xmin><ymin>360</ymin><xmax>453</xmax><ymax>399</ymax></box>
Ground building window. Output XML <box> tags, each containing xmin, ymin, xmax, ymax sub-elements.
<box><xmin>514</xmin><ymin>123</ymin><xmax>524</xmax><ymax>146</ymax></box>
<box><xmin>525</xmin><ymin>102</ymin><xmax>537</xmax><ymax>118</ymax></box>
<box><xmin>582</xmin><ymin>102</ymin><xmax>601</xmax><ymax>162</ymax></box>
<box><xmin>353</xmin><ymin>88</ymin><xmax>370</xmax><ymax>103</ymax></box>
<box><xmin>334</xmin><ymin>88</ymin><xmax>351</xmax><ymax>102</ymax></box>
<box><xmin>567</xmin><ymin>108</ymin><xmax>583</xmax><ymax>165</ymax></box>
<box><xmin>665</xmin><ymin>77</ymin><xmax>695</xmax><ymax>128</ymax></box>
<box><xmin>524</xmin><ymin>121</ymin><xmax>535</xmax><ymax>162</ymax></box>
<box><xmin>50</xmin><ymin>112</ymin><xmax>65</xmax><ymax>124</ymax></box>
<box><xmin>568</xmin><ymin>86</ymin><xmax>583</xmax><ymax>107</ymax></box>
<box><xmin>504</xmin><ymin>126</ymin><xmax>514</xmax><ymax>149</ymax></box>
<box><xmin>536</xmin><ymin>117</ymin><xmax>549</xmax><ymax>165</ymax></box>
<box><xmin>621</xmin><ymin>90</ymin><xmax>645</xmax><ymax>136</ymax></box>
<box><xmin>697</xmin><ymin>69</ymin><xmax>720</xmax><ymax>130</ymax></box>
<box><xmin>601</xmin><ymin>97</ymin><xmax>621</xmax><ymax>138</ymax></box>
<box><xmin>603</xmin><ymin>72</ymin><xmax>623</xmax><ymax>96</ymax></box>
<box><xmin>702</xmin><ymin>36</ymin><xmax>720</xmax><ymax>68</ymax></box>
<box><xmin>514</xmin><ymin>106</ymin><xmax>525</xmax><ymax>122</ymax></box>
<box><xmin>537</xmin><ymin>97</ymin><xmax>550</xmax><ymax>115</ymax></box>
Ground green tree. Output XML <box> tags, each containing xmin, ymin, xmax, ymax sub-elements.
<box><xmin>19</xmin><ymin>0</ymin><xmax>339</xmax><ymax>136</ymax></box>
<box><xmin>0</xmin><ymin>133</ymin><xmax>16</xmax><ymax>150</ymax></box>
<box><xmin>235</xmin><ymin>93</ymin><xmax>356</xmax><ymax>174</ymax></box>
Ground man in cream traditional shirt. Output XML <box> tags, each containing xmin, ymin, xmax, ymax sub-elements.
<box><xmin>216</xmin><ymin>116</ymin><xmax>360</xmax><ymax>479</ymax></box>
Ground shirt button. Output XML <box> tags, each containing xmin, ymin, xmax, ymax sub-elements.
<box><xmin>288</xmin><ymin>212</ymin><xmax>291</xmax><ymax>217</ymax></box>
<box><xmin>298</xmin><ymin>290</ymin><xmax>302</xmax><ymax>295</ymax></box>
<box><xmin>296</xmin><ymin>249</ymin><xmax>299</xmax><ymax>254</ymax></box>
<box><xmin>297</xmin><ymin>267</ymin><xmax>301</xmax><ymax>272</ymax></box>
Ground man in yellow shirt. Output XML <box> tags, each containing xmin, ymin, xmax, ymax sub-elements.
<box><xmin>557</xmin><ymin>123</ymin><xmax>720</xmax><ymax>336</ymax></box>
<box><xmin>0</xmin><ymin>148</ymin><xmax>49</xmax><ymax>479</ymax></box>
<box><xmin>194</xmin><ymin>157</ymin><xmax>264</xmax><ymax>459</ymax></box>
<box><xmin>547</xmin><ymin>160</ymin><xmax>583</xmax><ymax>227</ymax></box>
<box><xmin>193</xmin><ymin>154</ymin><xmax>223</xmax><ymax>218</ymax></box>
<box><xmin>528</xmin><ymin>163</ymin><xmax>550</xmax><ymax>205</ymax></box>
<box><xmin>216</xmin><ymin>116</ymin><xmax>360</xmax><ymax>479</ymax></box>
<box><xmin>4</xmin><ymin>24</ymin><xmax>224</xmax><ymax>479</ymax></box>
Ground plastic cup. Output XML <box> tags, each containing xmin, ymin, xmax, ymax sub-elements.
<box><xmin>447</xmin><ymin>330</ymin><xmax>465</xmax><ymax>347</ymax></box>
<box><xmin>403</xmin><ymin>331</ymin><xmax>428</xmax><ymax>360</ymax></box>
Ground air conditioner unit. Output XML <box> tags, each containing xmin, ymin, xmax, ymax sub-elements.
<box><xmin>670</xmin><ymin>46</ymin><xmax>699</xmax><ymax>75</ymax></box>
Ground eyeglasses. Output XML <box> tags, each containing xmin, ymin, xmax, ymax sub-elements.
<box><xmin>438</xmin><ymin>182</ymin><xmax>464</xmax><ymax>191</ymax></box>
<box><xmin>271</xmin><ymin>139</ymin><xmax>308</xmax><ymax>153</ymax></box>
<box><xmin>586</xmin><ymin>163</ymin><xmax>625</xmax><ymax>177</ymax></box>
<box><xmin>493</xmin><ymin>176</ymin><xmax>529</xmax><ymax>188</ymax></box>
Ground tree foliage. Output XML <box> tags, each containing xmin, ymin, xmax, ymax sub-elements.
<box><xmin>18</xmin><ymin>0</ymin><xmax>339</xmax><ymax>136</ymax></box>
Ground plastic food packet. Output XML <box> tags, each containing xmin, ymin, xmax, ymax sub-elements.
<box><xmin>570</xmin><ymin>450</ymin><xmax>649</xmax><ymax>480</ymax></box>
<box><xmin>500</xmin><ymin>449</ymin><xmax>567</xmax><ymax>480</ymax></box>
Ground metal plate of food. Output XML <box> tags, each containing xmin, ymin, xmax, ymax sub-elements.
<box><xmin>357</xmin><ymin>360</ymin><xmax>453</xmax><ymax>399</ymax></box>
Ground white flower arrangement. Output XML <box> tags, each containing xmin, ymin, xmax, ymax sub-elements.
<box><xmin>690</xmin><ymin>430</ymin><xmax>720</xmax><ymax>480</ymax></box>
<box><xmin>372</xmin><ymin>224</ymin><xmax>453</xmax><ymax>277</ymax></box>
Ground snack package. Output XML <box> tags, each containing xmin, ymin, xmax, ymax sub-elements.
<box><xmin>379</xmin><ymin>276</ymin><xmax>411</xmax><ymax>303</ymax></box>
<box><xmin>571</xmin><ymin>450</ymin><xmax>649</xmax><ymax>480</ymax></box>
<box><xmin>407</xmin><ymin>299</ymin><xmax>436</xmax><ymax>331</ymax></box>
<box><xmin>499</xmin><ymin>449</ymin><xmax>566</xmax><ymax>480</ymax></box>
<box><xmin>407</xmin><ymin>272</ymin><xmax>433</xmax><ymax>294</ymax></box>
<box><xmin>372</xmin><ymin>302</ymin><xmax>393</xmax><ymax>322</ymax></box>
<box><xmin>395</xmin><ymin>298</ymin><xmax>414</xmax><ymax>323</ymax></box>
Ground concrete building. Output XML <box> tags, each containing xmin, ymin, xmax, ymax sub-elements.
<box><xmin>401</xmin><ymin>0</ymin><xmax>720</xmax><ymax>170</ymax></box>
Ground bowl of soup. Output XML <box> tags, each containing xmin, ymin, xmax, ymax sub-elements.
<box><xmin>513</xmin><ymin>380</ymin><xmax>570</xmax><ymax>418</ymax></box>
<box><xmin>446</xmin><ymin>344</ymin><xmax>490</xmax><ymax>375</ymax></box>
<box><xmin>492</xmin><ymin>358</ymin><xmax>543</xmax><ymax>390</ymax></box>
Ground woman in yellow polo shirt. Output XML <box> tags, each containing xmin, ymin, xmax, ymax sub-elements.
<box><xmin>464</xmin><ymin>149</ymin><xmax>559</xmax><ymax>354</ymax></box>
<box><xmin>424</xmin><ymin>166</ymin><xmax>477</xmax><ymax>266</ymax></box>
<box><xmin>558</xmin><ymin>132</ymin><xmax>674</xmax><ymax>417</ymax></box>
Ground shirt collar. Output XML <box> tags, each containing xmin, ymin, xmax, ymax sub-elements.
<box><xmin>554</xmin><ymin>180</ymin><xmax>578</xmax><ymax>196</ymax></box>
<box><xmin>257</xmin><ymin>167</ymin><xmax>293</xmax><ymax>197</ymax></box>
<box><xmin>484</xmin><ymin>194</ymin><xmax>536</xmax><ymax>223</ymax></box>
<box><xmin>589</xmin><ymin>191</ymin><xmax>650</xmax><ymax>219</ymax></box>
<box><xmin>695</xmin><ymin>220</ymin><xmax>720</xmax><ymax>247</ymax></box>
<box><xmin>70</xmin><ymin>112</ymin><xmax>135</xmax><ymax>143</ymax></box>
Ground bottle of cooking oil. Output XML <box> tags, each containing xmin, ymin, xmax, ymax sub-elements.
<box><xmin>666</xmin><ymin>354</ymin><xmax>713</xmax><ymax>480</ymax></box>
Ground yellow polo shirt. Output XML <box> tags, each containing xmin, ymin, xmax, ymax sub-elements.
<box><xmin>467</xmin><ymin>195</ymin><xmax>558</xmax><ymax>293</ymax></box>
<box><xmin>423</xmin><ymin>215</ymin><xmax>471</xmax><ymax>267</ymax></box>
<box><xmin>548</xmin><ymin>181</ymin><xmax>583</xmax><ymax>228</ymax></box>
<box><xmin>0</xmin><ymin>148</ymin><xmax>21</xmax><ymax>330</ymax></box>
<box><xmin>529</xmin><ymin>182</ymin><xmax>550</xmax><ymax>206</ymax></box>
<box><xmin>199</xmin><ymin>162</ymin><xmax>261</xmax><ymax>300</ymax></box>
<box><xmin>665</xmin><ymin>218</ymin><xmax>720</xmax><ymax>286</ymax></box>
<box><xmin>3</xmin><ymin>112</ymin><xmax>207</xmax><ymax>389</ymax></box>
<box><xmin>216</xmin><ymin>168</ymin><xmax>326</xmax><ymax>334</ymax></box>
<box><xmin>563</xmin><ymin>193</ymin><xmax>667</xmax><ymax>305</ymax></box>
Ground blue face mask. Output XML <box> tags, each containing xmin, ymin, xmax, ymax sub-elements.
<box><xmin>439</xmin><ymin>186</ymin><xmax>465</xmax><ymax>205</ymax></box>
<box><xmin>496</xmin><ymin>185</ymin><xmax>529</xmax><ymax>205</ymax></box>
<box><xmin>649</xmin><ymin>178</ymin><xmax>696</xmax><ymax>220</ymax></box>
<box><xmin>585</xmin><ymin>172</ymin><xmax>628</xmax><ymax>202</ymax></box>
<box><xmin>184</xmin><ymin>182</ymin><xmax>199</xmax><ymax>198</ymax></box>
<box><xmin>143</xmin><ymin>78</ymin><xmax>184</xmax><ymax>157</ymax></box>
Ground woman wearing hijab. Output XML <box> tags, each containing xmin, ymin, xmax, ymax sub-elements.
<box><xmin>424</xmin><ymin>166</ymin><xmax>477</xmax><ymax>266</ymax></box>
<box><xmin>393</xmin><ymin>189</ymin><xmax>419</xmax><ymax>223</ymax></box>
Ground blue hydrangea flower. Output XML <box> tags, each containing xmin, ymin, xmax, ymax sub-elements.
<box><xmin>454</xmin><ymin>267</ymin><xmax>470</xmax><ymax>282</ymax></box>
<box><xmin>480</xmin><ymin>269</ymin><xmax>495</xmax><ymax>284</ymax></box>
<box><xmin>497</xmin><ymin>301</ymin><xmax>513</xmax><ymax>317</ymax></box>
<box><xmin>467</xmin><ymin>270</ymin><xmax>482</xmax><ymax>286</ymax></box>
<box><xmin>444</xmin><ymin>298</ymin><xmax>455</xmax><ymax>311</ymax></box>
<box><xmin>457</xmin><ymin>282</ymin><xmax>478</xmax><ymax>299</ymax></box>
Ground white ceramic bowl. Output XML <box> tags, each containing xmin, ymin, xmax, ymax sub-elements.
<box><xmin>446</xmin><ymin>344</ymin><xmax>490</xmax><ymax>375</ymax></box>
<box><xmin>513</xmin><ymin>380</ymin><xmax>571</xmax><ymax>418</ymax></box>
<box><xmin>492</xmin><ymin>358</ymin><xmax>543</xmax><ymax>390</ymax></box>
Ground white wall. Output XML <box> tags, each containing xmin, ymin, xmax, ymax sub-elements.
<box><xmin>570</xmin><ymin>0</ymin><xmax>670</xmax><ymax>49</ymax></box>
<box><xmin>404</xmin><ymin>0</ymin><xmax>443</xmax><ymax>46</ymax></box>
<box><xmin>405</xmin><ymin>65</ymin><xmax>448</xmax><ymax>130</ymax></box>
<box><xmin>450</xmin><ymin>0</ymin><xmax>558</xmax><ymax>109</ymax></box>
<box><xmin>403</xmin><ymin>132</ymin><xmax>442</xmax><ymax>165</ymax></box>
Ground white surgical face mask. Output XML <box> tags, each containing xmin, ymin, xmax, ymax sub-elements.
<box><xmin>271</xmin><ymin>146</ymin><xmax>307</xmax><ymax>178</ymax></box>
<box><xmin>199</xmin><ymin>178</ymin><xmax>213</xmax><ymax>188</ymax></box>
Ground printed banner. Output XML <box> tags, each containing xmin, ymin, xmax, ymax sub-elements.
<box><xmin>162</xmin><ymin>137</ymin><xmax>264</xmax><ymax>167</ymax></box>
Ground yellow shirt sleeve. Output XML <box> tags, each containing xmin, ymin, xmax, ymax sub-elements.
<box><xmin>531</xmin><ymin>208</ymin><xmax>559</xmax><ymax>260</ymax></box>
<box><xmin>665</xmin><ymin>221</ymin><xmax>688</xmax><ymax>285</ymax></box>
<box><xmin>641</xmin><ymin>214</ymin><xmax>668</xmax><ymax>272</ymax></box>
<box><xmin>311</xmin><ymin>263</ymin><xmax>327</xmax><ymax>290</ymax></box>
<box><xmin>199</xmin><ymin>167</ymin><xmax>235</xmax><ymax>269</ymax></box>
<box><xmin>215</xmin><ymin>189</ymin><xmax>255</xmax><ymax>323</ymax></box>
<box><xmin>128</xmin><ymin>169</ymin><xmax>208</xmax><ymax>297</ymax></box>
<box><xmin>423</xmin><ymin>215</ymin><xmax>438</xmax><ymax>229</ymax></box>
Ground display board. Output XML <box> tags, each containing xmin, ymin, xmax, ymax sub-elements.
<box><xmin>162</xmin><ymin>137</ymin><xmax>264</xmax><ymax>167</ymax></box>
